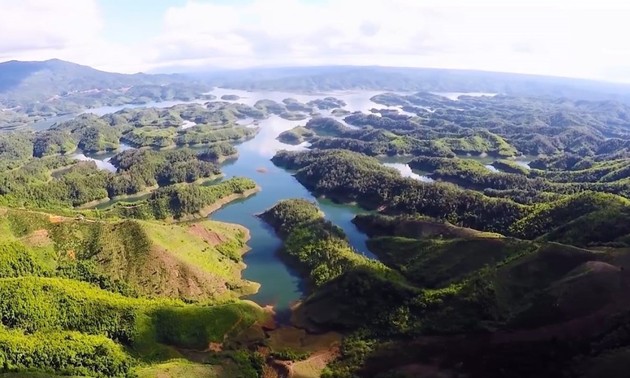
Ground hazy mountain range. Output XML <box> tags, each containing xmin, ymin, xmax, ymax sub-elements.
<box><xmin>3</xmin><ymin>59</ymin><xmax>630</xmax><ymax>109</ymax></box>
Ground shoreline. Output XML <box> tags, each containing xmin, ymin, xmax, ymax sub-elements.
<box><xmin>75</xmin><ymin>185</ymin><xmax>160</xmax><ymax>210</ymax></box>
<box><xmin>76</xmin><ymin>174</ymin><xmax>226</xmax><ymax>210</ymax></box>
<box><xmin>175</xmin><ymin>186</ymin><xmax>261</xmax><ymax>223</ymax></box>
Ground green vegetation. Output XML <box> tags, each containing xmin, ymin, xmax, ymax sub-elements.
<box><xmin>259</xmin><ymin>199</ymin><xmax>398</xmax><ymax>287</ymax></box>
<box><xmin>509</xmin><ymin>191</ymin><xmax>630</xmax><ymax>247</ymax></box>
<box><xmin>324</xmin><ymin>212</ymin><xmax>630</xmax><ymax>377</ymax></box>
<box><xmin>277</xmin><ymin>126</ymin><xmax>315</xmax><ymax>145</ymax></box>
<box><xmin>0</xmin><ymin>207</ymin><xmax>256</xmax><ymax>301</ymax></box>
<box><xmin>492</xmin><ymin>159</ymin><xmax>530</xmax><ymax>175</ymax></box>
<box><xmin>0</xmin><ymin>59</ymin><xmax>215</xmax><ymax>129</ymax></box>
<box><xmin>260</xmin><ymin>196</ymin><xmax>630</xmax><ymax>377</ymax></box>
<box><xmin>0</xmin><ymin>132</ymin><xmax>34</xmax><ymax>170</ymax></box>
<box><xmin>33</xmin><ymin>130</ymin><xmax>77</xmax><ymax>157</ymax></box>
<box><xmin>0</xmin><ymin>207</ymin><xmax>267</xmax><ymax>376</ymax></box>
<box><xmin>52</xmin><ymin>114</ymin><xmax>121</xmax><ymax>153</ymax></box>
<box><xmin>270</xmin><ymin>349</ymin><xmax>310</xmax><ymax>361</ymax></box>
<box><xmin>0</xmin><ymin>327</ymin><xmax>131</xmax><ymax>377</ymax></box>
<box><xmin>111</xmin><ymin>177</ymin><xmax>257</xmax><ymax>219</ymax></box>
<box><xmin>108</xmin><ymin>148</ymin><xmax>221</xmax><ymax>195</ymax></box>
<box><xmin>273</xmin><ymin>150</ymin><xmax>630</xmax><ymax>248</ymax></box>
<box><xmin>197</xmin><ymin>141</ymin><xmax>238</xmax><ymax>162</ymax></box>
<box><xmin>408</xmin><ymin>156</ymin><xmax>546</xmax><ymax>194</ymax></box>
<box><xmin>0</xmin><ymin>146</ymin><xmax>257</xmax><ymax>213</ymax></box>
<box><xmin>436</xmin><ymin>130</ymin><xmax>517</xmax><ymax>157</ymax></box>
<box><xmin>273</xmin><ymin>149</ymin><xmax>526</xmax><ymax>233</ymax></box>
<box><xmin>4</xmin><ymin>64</ymin><xmax>630</xmax><ymax>378</ymax></box>
<box><xmin>174</xmin><ymin>125</ymin><xmax>258</xmax><ymax>147</ymax></box>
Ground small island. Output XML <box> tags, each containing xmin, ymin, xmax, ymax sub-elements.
<box><xmin>277</xmin><ymin>126</ymin><xmax>314</xmax><ymax>145</ymax></box>
<box><xmin>307</xmin><ymin>96</ymin><xmax>347</xmax><ymax>110</ymax></box>
<box><xmin>220</xmin><ymin>94</ymin><xmax>240</xmax><ymax>101</ymax></box>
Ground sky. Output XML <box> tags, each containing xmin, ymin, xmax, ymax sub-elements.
<box><xmin>1</xmin><ymin>0</ymin><xmax>630</xmax><ymax>82</ymax></box>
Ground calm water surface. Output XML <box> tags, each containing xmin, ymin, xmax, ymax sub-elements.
<box><xmin>60</xmin><ymin>89</ymin><xmax>524</xmax><ymax>315</ymax></box>
<box><xmin>61</xmin><ymin>89</ymin><xmax>533</xmax><ymax>314</ymax></box>
<box><xmin>68</xmin><ymin>89</ymin><xmax>402</xmax><ymax>315</ymax></box>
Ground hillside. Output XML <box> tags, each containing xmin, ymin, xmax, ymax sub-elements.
<box><xmin>203</xmin><ymin>65</ymin><xmax>630</xmax><ymax>102</ymax></box>
<box><xmin>259</xmin><ymin>202</ymin><xmax>630</xmax><ymax>377</ymax></box>
<box><xmin>0</xmin><ymin>59</ymin><xmax>211</xmax><ymax>127</ymax></box>
<box><xmin>0</xmin><ymin>206</ymin><xmax>276</xmax><ymax>377</ymax></box>
<box><xmin>0</xmin><ymin>208</ymin><xmax>257</xmax><ymax>301</ymax></box>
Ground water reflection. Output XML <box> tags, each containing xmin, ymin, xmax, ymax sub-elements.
<box><xmin>52</xmin><ymin>89</ymin><xmax>423</xmax><ymax>315</ymax></box>
<box><xmin>71</xmin><ymin>153</ymin><xmax>117</xmax><ymax>172</ymax></box>
<box><xmin>383</xmin><ymin>162</ymin><xmax>434</xmax><ymax>182</ymax></box>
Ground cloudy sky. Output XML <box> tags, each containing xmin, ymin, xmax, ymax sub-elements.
<box><xmin>1</xmin><ymin>0</ymin><xmax>630</xmax><ymax>81</ymax></box>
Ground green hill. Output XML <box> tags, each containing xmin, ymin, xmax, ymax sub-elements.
<box><xmin>0</xmin><ymin>208</ymin><xmax>257</xmax><ymax>301</ymax></box>
<box><xmin>510</xmin><ymin>192</ymin><xmax>630</xmax><ymax>246</ymax></box>
<box><xmin>0</xmin><ymin>207</ymin><xmax>269</xmax><ymax>376</ymax></box>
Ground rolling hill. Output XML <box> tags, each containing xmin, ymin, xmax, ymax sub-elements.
<box><xmin>0</xmin><ymin>59</ymin><xmax>211</xmax><ymax>125</ymax></box>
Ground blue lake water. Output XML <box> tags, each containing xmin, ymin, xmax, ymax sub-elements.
<box><xmin>208</xmin><ymin>112</ymin><xmax>375</xmax><ymax>316</ymax></box>
<box><xmin>70</xmin><ymin>89</ymin><xmax>400</xmax><ymax>315</ymax></box>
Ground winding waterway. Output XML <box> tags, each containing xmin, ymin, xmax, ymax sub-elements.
<box><xmin>206</xmin><ymin>90</ymin><xmax>391</xmax><ymax>316</ymax></box>
<box><xmin>60</xmin><ymin>89</ymin><xmax>522</xmax><ymax>317</ymax></box>
<box><xmin>70</xmin><ymin>89</ymin><xmax>405</xmax><ymax>316</ymax></box>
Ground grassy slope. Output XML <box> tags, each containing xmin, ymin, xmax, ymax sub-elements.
<box><xmin>366</xmin><ymin>236</ymin><xmax>537</xmax><ymax>288</ymax></box>
<box><xmin>0</xmin><ymin>207</ymin><xmax>270</xmax><ymax>376</ymax></box>
<box><xmin>342</xmin><ymin>212</ymin><xmax>630</xmax><ymax>377</ymax></box>
<box><xmin>510</xmin><ymin>192</ymin><xmax>630</xmax><ymax>246</ymax></box>
<box><xmin>134</xmin><ymin>360</ymin><xmax>222</xmax><ymax>378</ymax></box>
<box><xmin>0</xmin><ymin>276</ymin><xmax>266</xmax><ymax>372</ymax></box>
<box><xmin>0</xmin><ymin>208</ymin><xmax>256</xmax><ymax>301</ymax></box>
<box><xmin>0</xmin><ymin>209</ymin><xmax>272</xmax><ymax>376</ymax></box>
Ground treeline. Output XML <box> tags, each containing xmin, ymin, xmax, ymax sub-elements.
<box><xmin>51</xmin><ymin>113</ymin><xmax>121</xmax><ymax>153</ymax></box>
<box><xmin>370</xmin><ymin>92</ymin><xmax>630</xmax><ymax>157</ymax></box>
<box><xmin>0</xmin><ymin>148</ymin><xmax>232</xmax><ymax>209</ymax></box>
<box><xmin>259</xmin><ymin>199</ymin><xmax>397</xmax><ymax>287</ymax></box>
<box><xmin>0</xmin><ymin>327</ymin><xmax>131</xmax><ymax>377</ymax></box>
<box><xmin>108</xmin><ymin>148</ymin><xmax>221</xmax><ymax>196</ymax></box>
<box><xmin>0</xmin><ymin>276</ymin><xmax>264</xmax><ymax>376</ymax></box>
<box><xmin>409</xmin><ymin>156</ymin><xmax>548</xmax><ymax>193</ymax></box>
<box><xmin>272</xmin><ymin>150</ymin><xmax>630</xmax><ymax>247</ymax></box>
<box><xmin>323</xmin><ymin>216</ymin><xmax>630</xmax><ymax>377</ymax></box>
<box><xmin>61</xmin><ymin>103</ymin><xmax>263</xmax><ymax>149</ymax></box>
<box><xmin>272</xmin><ymin>149</ymin><xmax>526</xmax><ymax>233</ymax></box>
<box><xmin>0</xmin><ymin>160</ymin><xmax>110</xmax><ymax>208</ymax></box>
<box><xmin>304</xmin><ymin>117</ymin><xmax>517</xmax><ymax>158</ymax></box>
<box><xmin>277</xmin><ymin>201</ymin><xmax>630</xmax><ymax>377</ymax></box>
<box><xmin>261</xmin><ymin>199</ymin><xmax>588</xmax><ymax>351</ymax></box>
<box><xmin>197</xmin><ymin>141</ymin><xmax>238</xmax><ymax>162</ymax></box>
<box><xmin>0</xmin><ymin>207</ymin><xmax>266</xmax><ymax>376</ymax></box>
<box><xmin>111</xmin><ymin>177</ymin><xmax>257</xmax><ymax>219</ymax></box>
<box><xmin>260</xmin><ymin>199</ymin><xmax>429</xmax><ymax>335</ymax></box>
<box><xmin>0</xmin><ymin>102</ymin><xmax>262</xmax><ymax>165</ymax></box>
<box><xmin>405</xmin><ymin>156</ymin><xmax>630</xmax><ymax>205</ymax></box>
<box><xmin>508</xmin><ymin>191</ymin><xmax>630</xmax><ymax>246</ymax></box>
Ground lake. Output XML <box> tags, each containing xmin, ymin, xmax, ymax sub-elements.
<box><xmin>66</xmin><ymin>89</ymin><xmax>536</xmax><ymax>316</ymax></box>
<box><xmin>206</xmin><ymin>91</ymin><xmax>391</xmax><ymax>317</ymax></box>
<box><xmin>71</xmin><ymin>89</ymin><xmax>410</xmax><ymax>317</ymax></box>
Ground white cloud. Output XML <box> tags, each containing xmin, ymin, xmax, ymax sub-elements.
<box><xmin>0</xmin><ymin>0</ymin><xmax>146</xmax><ymax>73</ymax></box>
<box><xmin>146</xmin><ymin>0</ymin><xmax>630</xmax><ymax>81</ymax></box>
<box><xmin>1</xmin><ymin>0</ymin><xmax>630</xmax><ymax>81</ymax></box>
<box><xmin>0</xmin><ymin>0</ymin><xmax>101</xmax><ymax>57</ymax></box>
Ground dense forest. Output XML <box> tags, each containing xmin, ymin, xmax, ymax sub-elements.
<box><xmin>262</xmin><ymin>92</ymin><xmax>630</xmax><ymax>376</ymax></box>
<box><xmin>262</xmin><ymin>200</ymin><xmax>630</xmax><ymax>377</ymax></box>
<box><xmin>4</xmin><ymin>78</ymin><xmax>630</xmax><ymax>377</ymax></box>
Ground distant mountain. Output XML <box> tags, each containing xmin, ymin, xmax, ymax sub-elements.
<box><xmin>201</xmin><ymin>65</ymin><xmax>630</xmax><ymax>102</ymax></box>
<box><xmin>0</xmin><ymin>59</ymin><xmax>210</xmax><ymax>122</ymax></box>
<box><xmin>0</xmin><ymin>59</ymin><xmax>175</xmax><ymax>101</ymax></box>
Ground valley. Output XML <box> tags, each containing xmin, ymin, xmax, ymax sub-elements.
<box><xmin>2</xmin><ymin>60</ymin><xmax>630</xmax><ymax>377</ymax></box>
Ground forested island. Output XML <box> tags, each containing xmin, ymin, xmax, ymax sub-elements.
<box><xmin>263</xmin><ymin>92</ymin><xmax>630</xmax><ymax>376</ymax></box>
<box><xmin>3</xmin><ymin>59</ymin><xmax>630</xmax><ymax>377</ymax></box>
